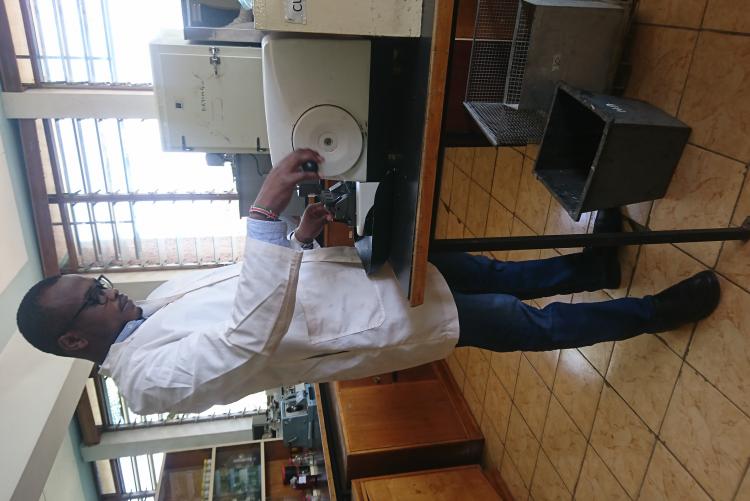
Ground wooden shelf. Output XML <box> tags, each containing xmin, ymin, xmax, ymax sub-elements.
<box><xmin>155</xmin><ymin>439</ymin><xmax>310</xmax><ymax>501</ymax></box>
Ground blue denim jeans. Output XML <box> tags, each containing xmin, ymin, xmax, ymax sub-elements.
<box><xmin>428</xmin><ymin>252</ymin><xmax>656</xmax><ymax>352</ymax></box>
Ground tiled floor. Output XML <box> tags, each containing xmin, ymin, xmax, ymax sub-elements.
<box><xmin>439</xmin><ymin>3</ymin><xmax>750</xmax><ymax>500</ymax></box>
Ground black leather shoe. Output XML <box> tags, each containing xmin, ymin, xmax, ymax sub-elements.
<box><xmin>647</xmin><ymin>270</ymin><xmax>721</xmax><ymax>333</ymax></box>
<box><xmin>585</xmin><ymin>208</ymin><xmax>622</xmax><ymax>289</ymax></box>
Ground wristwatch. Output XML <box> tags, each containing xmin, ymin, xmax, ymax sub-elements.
<box><xmin>289</xmin><ymin>231</ymin><xmax>315</xmax><ymax>250</ymax></box>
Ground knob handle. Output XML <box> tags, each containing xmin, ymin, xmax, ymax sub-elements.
<box><xmin>302</xmin><ymin>160</ymin><xmax>319</xmax><ymax>173</ymax></box>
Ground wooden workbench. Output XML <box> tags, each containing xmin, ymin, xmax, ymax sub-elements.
<box><xmin>373</xmin><ymin>0</ymin><xmax>453</xmax><ymax>307</ymax></box>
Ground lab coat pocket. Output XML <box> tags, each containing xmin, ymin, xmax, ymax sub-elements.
<box><xmin>297</xmin><ymin>259</ymin><xmax>385</xmax><ymax>344</ymax></box>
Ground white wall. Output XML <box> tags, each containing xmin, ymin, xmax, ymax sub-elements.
<box><xmin>39</xmin><ymin>421</ymin><xmax>98</xmax><ymax>501</ymax></box>
<box><xmin>0</xmin><ymin>96</ymin><xmax>95</xmax><ymax>500</ymax></box>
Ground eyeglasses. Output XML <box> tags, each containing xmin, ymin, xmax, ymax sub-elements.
<box><xmin>58</xmin><ymin>275</ymin><xmax>114</xmax><ymax>338</ymax></box>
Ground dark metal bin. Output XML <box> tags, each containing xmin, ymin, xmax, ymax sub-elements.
<box><xmin>535</xmin><ymin>83</ymin><xmax>690</xmax><ymax>221</ymax></box>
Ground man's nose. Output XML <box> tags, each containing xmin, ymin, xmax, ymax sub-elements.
<box><xmin>104</xmin><ymin>288</ymin><xmax>119</xmax><ymax>301</ymax></box>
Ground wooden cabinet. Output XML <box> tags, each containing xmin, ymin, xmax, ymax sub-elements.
<box><xmin>155</xmin><ymin>439</ymin><xmax>300</xmax><ymax>501</ymax></box>
<box><xmin>351</xmin><ymin>465</ymin><xmax>504</xmax><ymax>501</ymax></box>
<box><xmin>323</xmin><ymin>361</ymin><xmax>484</xmax><ymax>484</ymax></box>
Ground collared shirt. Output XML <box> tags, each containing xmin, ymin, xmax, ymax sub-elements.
<box><xmin>114</xmin><ymin>318</ymin><xmax>146</xmax><ymax>344</ymax></box>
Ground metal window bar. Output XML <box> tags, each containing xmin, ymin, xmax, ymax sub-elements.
<box><xmin>53</xmin><ymin>121</ymin><xmax>85</xmax><ymax>259</ymax></box>
<box><xmin>116</xmin><ymin>119</ymin><xmax>143</xmax><ymax>262</ymax></box>
<box><xmin>73</xmin><ymin>119</ymin><xmax>104</xmax><ymax>263</ymax></box>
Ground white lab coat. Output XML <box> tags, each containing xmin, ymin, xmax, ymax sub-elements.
<box><xmin>100</xmin><ymin>232</ymin><xmax>459</xmax><ymax>414</ymax></box>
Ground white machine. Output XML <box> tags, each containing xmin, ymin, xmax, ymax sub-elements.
<box><xmin>150</xmin><ymin>33</ymin><xmax>380</xmax><ymax>237</ymax></box>
<box><xmin>150</xmin><ymin>31</ymin><xmax>269</xmax><ymax>153</ymax></box>
<box><xmin>262</xmin><ymin>36</ymin><xmax>379</xmax><ymax>236</ymax></box>
<box><xmin>252</xmin><ymin>0</ymin><xmax>422</xmax><ymax>38</ymax></box>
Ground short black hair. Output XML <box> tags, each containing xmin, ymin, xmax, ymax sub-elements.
<box><xmin>17</xmin><ymin>275</ymin><xmax>66</xmax><ymax>356</ymax></box>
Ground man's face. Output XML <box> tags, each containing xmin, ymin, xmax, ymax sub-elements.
<box><xmin>40</xmin><ymin>275</ymin><xmax>142</xmax><ymax>354</ymax></box>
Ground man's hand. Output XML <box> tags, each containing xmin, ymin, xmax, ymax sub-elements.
<box><xmin>253</xmin><ymin>149</ymin><xmax>324</xmax><ymax>217</ymax></box>
<box><xmin>295</xmin><ymin>203</ymin><xmax>333</xmax><ymax>243</ymax></box>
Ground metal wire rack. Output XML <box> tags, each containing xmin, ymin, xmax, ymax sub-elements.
<box><xmin>464</xmin><ymin>0</ymin><xmax>545</xmax><ymax>145</ymax></box>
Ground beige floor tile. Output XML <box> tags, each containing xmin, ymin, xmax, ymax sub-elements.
<box><xmin>449</xmin><ymin>168</ymin><xmax>471</xmax><ymax>223</ymax></box>
<box><xmin>542</xmin><ymin>397</ymin><xmax>588</xmax><ymax>492</ymax></box>
<box><xmin>660</xmin><ymin>364</ymin><xmax>750</xmax><ymax>500</ymax></box>
<box><xmin>453</xmin><ymin>147</ymin><xmax>475</xmax><ymax>176</ymax></box>
<box><xmin>481</xmin><ymin>415</ymin><xmax>505</xmax><ymax>473</ymax></box>
<box><xmin>466</xmin><ymin>347</ymin><xmax>491</xmax><ymax>403</ymax></box>
<box><xmin>575</xmin><ymin>446</ymin><xmax>630</xmax><ymax>501</ymax></box>
<box><xmin>640</xmin><ymin>442</ymin><xmax>712</xmax><ymax>501</ymax></box>
<box><xmin>650</xmin><ymin>145</ymin><xmax>746</xmax><ymax>267</ymax></box>
<box><xmin>736</xmin><ymin>471</ymin><xmax>750</xmax><ymax>501</ymax></box>
<box><xmin>606</xmin><ymin>335</ymin><xmax>682</xmax><ymax>432</ymax></box>
<box><xmin>472</xmin><ymin>147</ymin><xmax>497</xmax><ymax>189</ymax></box>
<box><xmin>703</xmin><ymin>0</ymin><xmax>750</xmax><ymax>34</ymax></box>
<box><xmin>572</xmin><ymin>291</ymin><xmax>615</xmax><ymax>375</ymax></box>
<box><xmin>454</xmin><ymin>346</ymin><xmax>471</xmax><ymax>370</ymax></box>
<box><xmin>625</xmin><ymin>25</ymin><xmax>698</xmax><ymax>115</ymax></box>
<box><xmin>439</xmin><ymin>159</ymin><xmax>454</xmax><ymax>206</ymax></box>
<box><xmin>485</xmin><ymin>198</ymin><xmax>514</xmax><ymax>262</ymax></box>
<box><xmin>463</xmin><ymin>378</ymin><xmax>484</xmax><ymax>426</ymax></box>
<box><xmin>524</xmin><ymin>348</ymin><xmax>560</xmax><ymax>389</ymax></box>
<box><xmin>553</xmin><ymin>349</ymin><xmax>605</xmax><ymax>438</ymax></box>
<box><xmin>508</xmin><ymin>218</ymin><xmax>542</xmax><ymax>262</ymax></box>
<box><xmin>629</xmin><ymin>244</ymin><xmax>707</xmax><ymax>356</ymax></box>
<box><xmin>678</xmin><ymin>32</ymin><xmax>750</xmax><ymax>163</ymax></box>
<box><xmin>636</xmin><ymin>0</ymin><xmax>707</xmax><ymax>28</ymax></box>
<box><xmin>484</xmin><ymin>371</ymin><xmax>513</xmax><ymax>443</ymax></box>
<box><xmin>502</xmin><ymin>452</ymin><xmax>531</xmax><ymax>500</ymax></box>
<box><xmin>623</xmin><ymin>201</ymin><xmax>653</xmax><ymax>227</ymax></box>
<box><xmin>434</xmin><ymin>202</ymin><xmax>448</xmax><ymax>240</ymax></box>
<box><xmin>444</xmin><ymin>147</ymin><xmax>457</xmax><ymax>164</ymax></box>
<box><xmin>491</xmin><ymin>351</ymin><xmax>521</xmax><ymax>396</ymax></box>
<box><xmin>466</xmin><ymin>181</ymin><xmax>491</xmax><ymax>237</ymax></box>
<box><xmin>485</xmin><ymin>198</ymin><xmax>514</xmax><ymax>238</ymax></box>
<box><xmin>716</xmin><ymin>174</ymin><xmax>750</xmax><ymax>291</ymax></box>
<box><xmin>446</xmin><ymin>210</ymin><xmax>464</xmax><ymax>239</ymax></box>
<box><xmin>506</xmin><ymin>405</ymin><xmax>542</xmax><ymax>486</ymax></box>
<box><xmin>515</xmin><ymin>356</ymin><xmax>552</xmax><ymax>440</ymax></box>
<box><xmin>446</xmin><ymin>352</ymin><xmax>466</xmax><ymax>390</ymax></box>
<box><xmin>687</xmin><ymin>276</ymin><xmax>750</xmax><ymax>417</ymax></box>
<box><xmin>492</xmin><ymin>147</ymin><xmax>524</xmax><ymax>213</ymax></box>
<box><xmin>544</xmin><ymin>200</ymin><xmax>591</xmax><ymax>255</ymax></box>
<box><xmin>590</xmin><ymin>386</ymin><xmax>656</xmax><ymax>498</ymax></box>
<box><xmin>515</xmin><ymin>157</ymin><xmax>552</xmax><ymax>234</ymax></box>
<box><xmin>531</xmin><ymin>450</ymin><xmax>572</xmax><ymax>501</ymax></box>
<box><xmin>576</xmin><ymin>343</ymin><xmax>613</xmax><ymax>378</ymax></box>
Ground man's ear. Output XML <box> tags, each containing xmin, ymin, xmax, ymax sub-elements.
<box><xmin>58</xmin><ymin>331</ymin><xmax>88</xmax><ymax>352</ymax></box>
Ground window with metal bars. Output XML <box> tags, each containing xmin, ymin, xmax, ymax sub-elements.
<box><xmin>95</xmin><ymin>375</ymin><xmax>267</xmax><ymax>431</ymax></box>
<box><xmin>46</xmin><ymin>117</ymin><xmax>247</xmax><ymax>272</ymax></box>
<box><xmin>25</xmin><ymin>0</ymin><xmax>183</xmax><ymax>86</ymax></box>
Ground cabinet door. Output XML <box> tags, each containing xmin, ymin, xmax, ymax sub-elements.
<box><xmin>353</xmin><ymin>466</ymin><xmax>503</xmax><ymax>501</ymax></box>
<box><xmin>154</xmin><ymin>49</ymin><xmax>268</xmax><ymax>153</ymax></box>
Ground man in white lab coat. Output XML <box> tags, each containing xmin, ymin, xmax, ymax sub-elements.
<box><xmin>17</xmin><ymin>150</ymin><xmax>720</xmax><ymax>414</ymax></box>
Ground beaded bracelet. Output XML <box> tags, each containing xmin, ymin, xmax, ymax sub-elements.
<box><xmin>249</xmin><ymin>205</ymin><xmax>280</xmax><ymax>221</ymax></box>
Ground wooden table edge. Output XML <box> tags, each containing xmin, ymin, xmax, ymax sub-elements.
<box><xmin>410</xmin><ymin>0</ymin><xmax>456</xmax><ymax>306</ymax></box>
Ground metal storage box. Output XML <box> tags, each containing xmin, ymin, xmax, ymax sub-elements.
<box><xmin>464</xmin><ymin>0</ymin><xmax>628</xmax><ymax>146</ymax></box>
<box><xmin>535</xmin><ymin>84</ymin><xmax>690</xmax><ymax>220</ymax></box>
